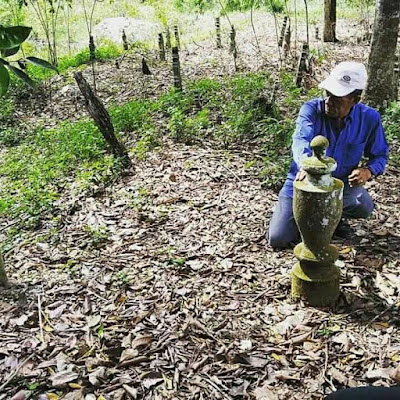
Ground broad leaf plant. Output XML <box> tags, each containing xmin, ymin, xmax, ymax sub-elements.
<box><xmin>0</xmin><ymin>25</ymin><xmax>58</xmax><ymax>96</ymax></box>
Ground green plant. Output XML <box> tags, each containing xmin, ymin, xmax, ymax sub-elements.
<box><xmin>83</xmin><ymin>224</ymin><xmax>109</xmax><ymax>247</ymax></box>
<box><xmin>27</xmin><ymin>0</ymin><xmax>69</xmax><ymax>66</ymax></box>
<box><xmin>0</xmin><ymin>127</ymin><xmax>25</xmax><ymax>146</ymax></box>
<box><xmin>174</xmin><ymin>0</ymin><xmax>213</xmax><ymax>13</ymax></box>
<box><xmin>382</xmin><ymin>101</ymin><xmax>400</xmax><ymax>166</ymax></box>
<box><xmin>0</xmin><ymin>25</ymin><xmax>57</xmax><ymax>95</ymax></box>
<box><xmin>114</xmin><ymin>270</ymin><xmax>131</xmax><ymax>284</ymax></box>
<box><xmin>0</xmin><ymin>119</ymin><xmax>114</xmax><ymax>218</ymax></box>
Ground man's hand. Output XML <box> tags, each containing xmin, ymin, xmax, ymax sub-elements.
<box><xmin>295</xmin><ymin>168</ymin><xmax>306</xmax><ymax>181</ymax></box>
<box><xmin>348</xmin><ymin>168</ymin><xmax>372</xmax><ymax>187</ymax></box>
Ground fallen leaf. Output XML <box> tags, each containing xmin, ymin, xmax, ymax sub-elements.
<box><xmin>10</xmin><ymin>391</ymin><xmax>27</xmax><ymax>400</ymax></box>
<box><xmin>10</xmin><ymin>315</ymin><xmax>28</xmax><ymax>326</ymax></box>
<box><xmin>229</xmin><ymin>380</ymin><xmax>250</xmax><ymax>397</ymax></box>
<box><xmin>132</xmin><ymin>335</ymin><xmax>153</xmax><ymax>349</ymax></box>
<box><xmin>50</xmin><ymin>371</ymin><xmax>79</xmax><ymax>388</ymax></box>
<box><xmin>274</xmin><ymin>311</ymin><xmax>306</xmax><ymax>335</ymax></box>
<box><xmin>88</xmin><ymin>367</ymin><xmax>106</xmax><ymax>386</ymax></box>
<box><xmin>254</xmin><ymin>383</ymin><xmax>278</xmax><ymax>400</ymax></box>
<box><xmin>48</xmin><ymin>304</ymin><xmax>67</xmax><ymax>319</ymax></box>
<box><xmin>245</xmin><ymin>356</ymin><xmax>269</xmax><ymax>368</ymax></box>
<box><xmin>240</xmin><ymin>339</ymin><xmax>252</xmax><ymax>351</ymax></box>
<box><xmin>390</xmin><ymin>365</ymin><xmax>400</xmax><ymax>383</ymax></box>
<box><xmin>120</xmin><ymin>348</ymin><xmax>139</xmax><ymax>363</ymax></box>
<box><xmin>122</xmin><ymin>384</ymin><xmax>138</xmax><ymax>399</ymax></box>
<box><xmin>329</xmin><ymin>367</ymin><xmax>348</xmax><ymax>385</ymax></box>
<box><xmin>365</xmin><ymin>367</ymin><xmax>391</xmax><ymax>380</ymax></box>
<box><xmin>87</xmin><ymin>315</ymin><xmax>101</xmax><ymax>328</ymax></box>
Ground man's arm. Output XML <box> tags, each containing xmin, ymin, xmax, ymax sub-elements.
<box><xmin>292</xmin><ymin>102</ymin><xmax>317</xmax><ymax>180</ymax></box>
<box><xmin>364</xmin><ymin>114</ymin><xmax>389</xmax><ymax>177</ymax></box>
<box><xmin>292</xmin><ymin>102</ymin><xmax>317</xmax><ymax>166</ymax></box>
<box><xmin>348</xmin><ymin>113</ymin><xmax>388</xmax><ymax>187</ymax></box>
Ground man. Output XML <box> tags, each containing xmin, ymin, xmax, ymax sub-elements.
<box><xmin>268</xmin><ymin>61</ymin><xmax>389</xmax><ymax>249</ymax></box>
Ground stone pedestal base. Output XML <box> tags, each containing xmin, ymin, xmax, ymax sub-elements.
<box><xmin>291</xmin><ymin>262</ymin><xmax>340</xmax><ymax>307</ymax></box>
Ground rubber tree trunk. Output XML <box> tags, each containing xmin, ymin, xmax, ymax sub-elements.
<box><xmin>323</xmin><ymin>0</ymin><xmax>337</xmax><ymax>42</ymax></box>
<box><xmin>74</xmin><ymin>72</ymin><xmax>132</xmax><ymax>168</ymax></box>
<box><xmin>363</xmin><ymin>0</ymin><xmax>400</xmax><ymax>109</ymax></box>
<box><xmin>0</xmin><ymin>253</ymin><xmax>7</xmax><ymax>287</ymax></box>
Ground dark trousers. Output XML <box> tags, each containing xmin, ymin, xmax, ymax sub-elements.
<box><xmin>268</xmin><ymin>182</ymin><xmax>374</xmax><ymax>248</ymax></box>
<box><xmin>326</xmin><ymin>387</ymin><xmax>400</xmax><ymax>399</ymax></box>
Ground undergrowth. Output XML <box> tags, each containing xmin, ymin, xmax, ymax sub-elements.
<box><xmin>3</xmin><ymin>71</ymin><xmax>397</xmax><ymax>227</ymax></box>
<box><xmin>20</xmin><ymin>42</ymin><xmax>124</xmax><ymax>82</ymax></box>
<box><xmin>0</xmin><ymin>120</ymin><xmax>121</xmax><ymax>222</ymax></box>
<box><xmin>382</xmin><ymin>101</ymin><xmax>400</xmax><ymax>167</ymax></box>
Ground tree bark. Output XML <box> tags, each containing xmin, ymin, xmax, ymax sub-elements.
<box><xmin>323</xmin><ymin>0</ymin><xmax>337</xmax><ymax>42</ymax></box>
<box><xmin>363</xmin><ymin>0</ymin><xmax>400</xmax><ymax>109</ymax></box>
<box><xmin>74</xmin><ymin>72</ymin><xmax>132</xmax><ymax>167</ymax></box>
<box><xmin>0</xmin><ymin>253</ymin><xmax>8</xmax><ymax>287</ymax></box>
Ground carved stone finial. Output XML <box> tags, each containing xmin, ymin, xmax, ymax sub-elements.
<box><xmin>291</xmin><ymin>136</ymin><xmax>344</xmax><ymax>307</ymax></box>
<box><xmin>311</xmin><ymin>135</ymin><xmax>328</xmax><ymax>159</ymax></box>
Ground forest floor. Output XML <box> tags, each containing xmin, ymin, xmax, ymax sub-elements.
<box><xmin>1</xmin><ymin>14</ymin><xmax>400</xmax><ymax>400</ymax></box>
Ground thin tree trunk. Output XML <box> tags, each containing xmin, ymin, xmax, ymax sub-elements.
<box><xmin>74</xmin><ymin>72</ymin><xmax>132</xmax><ymax>167</ymax></box>
<box><xmin>323</xmin><ymin>0</ymin><xmax>337</xmax><ymax>42</ymax></box>
<box><xmin>363</xmin><ymin>0</ymin><xmax>400</xmax><ymax>109</ymax></box>
<box><xmin>0</xmin><ymin>253</ymin><xmax>8</xmax><ymax>287</ymax></box>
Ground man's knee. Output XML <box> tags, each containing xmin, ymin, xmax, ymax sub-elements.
<box><xmin>268</xmin><ymin>230</ymin><xmax>292</xmax><ymax>249</ymax></box>
<box><xmin>268</xmin><ymin>223</ymin><xmax>298</xmax><ymax>249</ymax></box>
<box><xmin>343</xmin><ymin>188</ymin><xmax>374</xmax><ymax>219</ymax></box>
<box><xmin>357</xmin><ymin>199</ymin><xmax>374</xmax><ymax>218</ymax></box>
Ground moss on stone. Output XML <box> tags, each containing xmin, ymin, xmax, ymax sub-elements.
<box><xmin>292</xmin><ymin>262</ymin><xmax>340</xmax><ymax>307</ymax></box>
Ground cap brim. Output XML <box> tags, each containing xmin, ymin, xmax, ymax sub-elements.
<box><xmin>318</xmin><ymin>76</ymin><xmax>355</xmax><ymax>97</ymax></box>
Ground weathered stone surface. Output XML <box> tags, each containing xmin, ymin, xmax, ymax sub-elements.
<box><xmin>291</xmin><ymin>135</ymin><xmax>343</xmax><ymax>307</ymax></box>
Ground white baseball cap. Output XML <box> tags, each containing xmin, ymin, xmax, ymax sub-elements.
<box><xmin>318</xmin><ymin>61</ymin><xmax>367</xmax><ymax>97</ymax></box>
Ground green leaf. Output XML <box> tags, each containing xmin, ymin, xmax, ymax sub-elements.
<box><xmin>0</xmin><ymin>26</ymin><xmax>32</xmax><ymax>50</ymax></box>
<box><xmin>26</xmin><ymin>382</ymin><xmax>40</xmax><ymax>390</ymax></box>
<box><xmin>8</xmin><ymin>65</ymin><xmax>35</xmax><ymax>88</ymax></box>
<box><xmin>0</xmin><ymin>63</ymin><xmax>10</xmax><ymax>96</ymax></box>
<box><xmin>97</xmin><ymin>323</ymin><xmax>104</xmax><ymax>339</ymax></box>
<box><xmin>25</xmin><ymin>56</ymin><xmax>59</xmax><ymax>73</ymax></box>
<box><xmin>1</xmin><ymin>45</ymin><xmax>20</xmax><ymax>57</ymax></box>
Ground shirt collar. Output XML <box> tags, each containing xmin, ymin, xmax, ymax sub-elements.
<box><xmin>344</xmin><ymin>104</ymin><xmax>357</xmax><ymax>123</ymax></box>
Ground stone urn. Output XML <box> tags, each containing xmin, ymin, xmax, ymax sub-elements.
<box><xmin>291</xmin><ymin>136</ymin><xmax>344</xmax><ymax>307</ymax></box>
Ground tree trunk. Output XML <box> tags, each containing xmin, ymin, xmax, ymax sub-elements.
<box><xmin>323</xmin><ymin>0</ymin><xmax>337</xmax><ymax>42</ymax></box>
<box><xmin>363</xmin><ymin>0</ymin><xmax>400</xmax><ymax>109</ymax></box>
<box><xmin>0</xmin><ymin>253</ymin><xmax>8</xmax><ymax>287</ymax></box>
<box><xmin>74</xmin><ymin>72</ymin><xmax>132</xmax><ymax>168</ymax></box>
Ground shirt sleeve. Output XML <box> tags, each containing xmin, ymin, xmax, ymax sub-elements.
<box><xmin>364</xmin><ymin>114</ymin><xmax>389</xmax><ymax>176</ymax></box>
<box><xmin>292</xmin><ymin>102</ymin><xmax>316</xmax><ymax>168</ymax></box>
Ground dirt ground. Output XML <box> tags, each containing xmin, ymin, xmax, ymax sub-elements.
<box><xmin>1</xmin><ymin>12</ymin><xmax>400</xmax><ymax>400</ymax></box>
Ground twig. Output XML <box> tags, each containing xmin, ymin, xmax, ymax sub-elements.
<box><xmin>303</xmin><ymin>0</ymin><xmax>309</xmax><ymax>48</ymax></box>
<box><xmin>360</xmin><ymin>300</ymin><xmax>397</xmax><ymax>333</ymax></box>
<box><xmin>269</xmin><ymin>0</ymin><xmax>283</xmax><ymax>67</ymax></box>
<box><xmin>250</xmin><ymin>0</ymin><xmax>262</xmax><ymax>58</ymax></box>
<box><xmin>217</xmin><ymin>0</ymin><xmax>233</xmax><ymax>28</ymax></box>
<box><xmin>0</xmin><ymin>354</ymin><xmax>35</xmax><ymax>391</ymax></box>
<box><xmin>38</xmin><ymin>294</ymin><xmax>45</xmax><ymax>344</ymax></box>
<box><xmin>322</xmin><ymin>343</ymin><xmax>336</xmax><ymax>391</ymax></box>
<box><xmin>192</xmin><ymin>41</ymin><xmax>204</xmax><ymax>49</ymax></box>
<box><xmin>202</xmin><ymin>374</ymin><xmax>233</xmax><ymax>400</ymax></box>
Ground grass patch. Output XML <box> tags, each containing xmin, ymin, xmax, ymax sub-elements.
<box><xmin>25</xmin><ymin>42</ymin><xmax>124</xmax><ymax>81</ymax></box>
<box><xmin>0</xmin><ymin>119</ymin><xmax>121</xmax><ymax>220</ymax></box>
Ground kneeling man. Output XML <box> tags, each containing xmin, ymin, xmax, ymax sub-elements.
<box><xmin>268</xmin><ymin>61</ymin><xmax>389</xmax><ymax>249</ymax></box>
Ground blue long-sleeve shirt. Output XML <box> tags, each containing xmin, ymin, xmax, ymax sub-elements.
<box><xmin>282</xmin><ymin>98</ymin><xmax>389</xmax><ymax>198</ymax></box>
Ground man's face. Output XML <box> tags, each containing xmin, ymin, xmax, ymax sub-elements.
<box><xmin>324</xmin><ymin>91</ymin><xmax>357</xmax><ymax>119</ymax></box>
